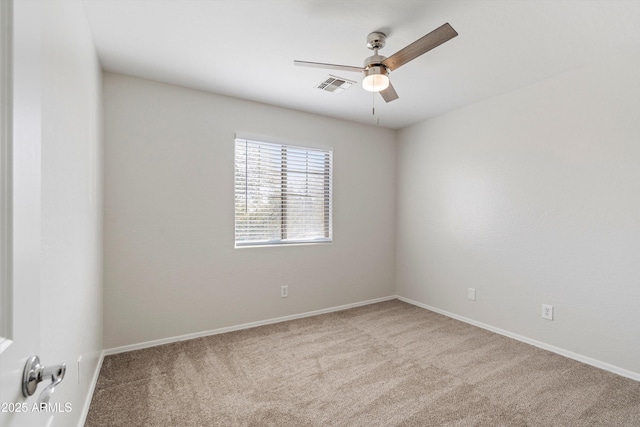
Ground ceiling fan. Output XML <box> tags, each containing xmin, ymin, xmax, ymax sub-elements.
<box><xmin>294</xmin><ymin>23</ymin><xmax>458</xmax><ymax>102</ymax></box>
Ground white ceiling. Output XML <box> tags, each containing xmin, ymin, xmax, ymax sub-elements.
<box><xmin>82</xmin><ymin>0</ymin><xmax>640</xmax><ymax>130</ymax></box>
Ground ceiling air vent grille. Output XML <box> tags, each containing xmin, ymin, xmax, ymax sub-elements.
<box><xmin>315</xmin><ymin>75</ymin><xmax>356</xmax><ymax>93</ymax></box>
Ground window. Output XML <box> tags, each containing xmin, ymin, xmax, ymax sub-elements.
<box><xmin>234</xmin><ymin>137</ymin><xmax>332</xmax><ymax>247</ymax></box>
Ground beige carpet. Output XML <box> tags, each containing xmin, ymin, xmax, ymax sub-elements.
<box><xmin>86</xmin><ymin>300</ymin><xmax>640</xmax><ymax>426</ymax></box>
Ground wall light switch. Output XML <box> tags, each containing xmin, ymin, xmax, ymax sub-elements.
<box><xmin>468</xmin><ymin>288</ymin><xmax>476</xmax><ymax>301</ymax></box>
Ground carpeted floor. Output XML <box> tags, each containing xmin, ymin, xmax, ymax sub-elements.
<box><xmin>85</xmin><ymin>300</ymin><xmax>640</xmax><ymax>426</ymax></box>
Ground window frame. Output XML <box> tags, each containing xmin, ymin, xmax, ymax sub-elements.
<box><xmin>234</xmin><ymin>136</ymin><xmax>333</xmax><ymax>248</ymax></box>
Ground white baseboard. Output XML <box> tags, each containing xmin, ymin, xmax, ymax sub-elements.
<box><xmin>77</xmin><ymin>350</ymin><xmax>105</xmax><ymax>427</ymax></box>
<box><xmin>397</xmin><ymin>296</ymin><xmax>640</xmax><ymax>382</ymax></box>
<box><xmin>105</xmin><ymin>295</ymin><xmax>397</xmax><ymax>356</ymax></box>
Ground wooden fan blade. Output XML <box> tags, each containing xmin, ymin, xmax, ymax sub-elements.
<box><xmin>379</xmin><ymin>81</ymin><xmax>399</xmax><ymax>103</ymax></box>
<box><xmin>382</xmin><ymin>23</ymin><xmax>458</xmax><ymax>71</ymax></box>
<box><xmin>294</xmin><ymin>60</ymin><xmax>364</xmax><ymax>73</ymax></box>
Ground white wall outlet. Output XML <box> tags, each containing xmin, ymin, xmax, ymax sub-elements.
<box><xmin>542</xmin><ymin>304</ymin><xmax>553</xmax><ymax>320</ymax></box>
<box><xmin>468</xmin><ymin>288</ymin><xmax>476</xmax><ymax>301</ymax></box>
<box><xmin>281</xmin><ymin>285</ymin><xmax>288</xmax><ymax>298</ymax></box>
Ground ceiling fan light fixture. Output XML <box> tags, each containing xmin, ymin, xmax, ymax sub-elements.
<box><xmin>362</xmin><ymin>66</ymin><xmax>389</xmax><ymax>92</ymax></box>
<box><xmin>294</xmin><ymin>23</ymin><xmax>458</xmax><ymax>103</ymax></box>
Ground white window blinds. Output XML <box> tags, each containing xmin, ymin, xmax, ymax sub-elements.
<box><xmin>234</xmin><ymin>138</ymin><xmax>333</xmax><ymax>247</ymax></box>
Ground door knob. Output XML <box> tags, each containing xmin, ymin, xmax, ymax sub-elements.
<box><xmin>22</xmin><ymin>355</ymin><xmax>66</xmax><ymax>404</ymax></box>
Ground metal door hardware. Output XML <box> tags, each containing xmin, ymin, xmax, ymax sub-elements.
<box><xmin>22</xmin><ymin>355</ymin><xmax>66</xmax><ymax>404</ymax></box>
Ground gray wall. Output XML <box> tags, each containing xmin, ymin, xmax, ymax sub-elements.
<box><xmin>396</xmin><ymin>51</ymin><xmax>640</xmax><ymax>376</ymax></box>
<box><xmin>103</xmin><ymin>73</ymin><xmax>397</xmax><ymax>349</ymax></box>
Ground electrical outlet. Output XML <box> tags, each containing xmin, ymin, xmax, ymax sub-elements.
<box><xmin>542</xmin><ymin>304</ymin><xmax>553</xmax><ymax>320</ymax></box>
<box><xmin>468</xmin><ymin>288</ymin><xmax>476</xmax><ymax>301</ymax></box>
<box><xmin>281</xmin><ymin>285</ymin><xmax>288</xmax><ymax>298</ymax></box>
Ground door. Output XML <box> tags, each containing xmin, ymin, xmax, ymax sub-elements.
<box><xmin>0</xmin><ymin>1</ymin><xmax>46</xmax><ymax>425</ymax></box>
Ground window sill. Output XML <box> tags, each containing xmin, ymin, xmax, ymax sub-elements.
<box><xmin>235</xmin><ymin>239</ymin><xmax>332</xmax><ymax>249</ymax></box>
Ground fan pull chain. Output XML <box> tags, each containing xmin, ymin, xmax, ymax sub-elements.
<box><xmin>372</xmin><ymin>83</ymin><xmax>375</xmax><ymax>116</ymax></box>
<box><xmin>372</xmin><ymin>84</ymin><xmax>380</xmax><ymax>125</ymax></box>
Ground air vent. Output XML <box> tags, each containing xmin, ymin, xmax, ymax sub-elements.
<box><xmin>315</xmin><ymin>75</ymin><xmax>356</xmax><ymax>93</ymax></box>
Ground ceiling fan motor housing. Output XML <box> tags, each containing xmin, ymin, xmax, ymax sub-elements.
<box><xmin>363</xmin><ymin>65</ymin><xmax>388</xmax><ymax>79</ymax></box>
<box><xmin>364</xmin><ymin>53</ymin><xmax>387</xmax><ymax>68</ymax></box>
